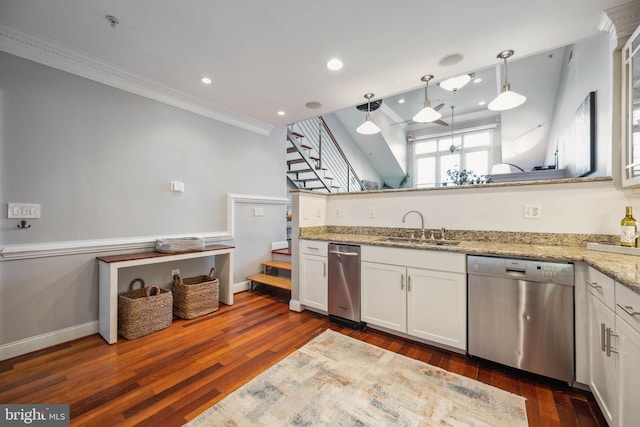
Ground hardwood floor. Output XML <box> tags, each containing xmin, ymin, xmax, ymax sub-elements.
<box><xmin>1</xmin><ymin>289</ymin><xmax>607</xmax><ymax>427</ymax></box>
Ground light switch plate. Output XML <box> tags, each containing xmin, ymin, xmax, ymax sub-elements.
<box><xmin>171</xmin><ymin>181</ymin><xmax>185</xmax><ymax>192</ymax></box>
<box><xmin>8</xmin><ymin>203</ymin><xmax>41</xmax><ymax>218</ymax></box>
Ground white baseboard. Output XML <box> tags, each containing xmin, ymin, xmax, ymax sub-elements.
<box><xmin>233</xmin><ymin>280</ymin><xmax>250</xmax><ymax>294</ymax></box>
<box><xmin>289</xmin><ymin>299</ymin><xmax>302</xmax><ymax>312</ymax></box>
<box><xmin>0</xmin><ymin>321</ymin><xmax>99</xmax><ymax>361</ymax></box>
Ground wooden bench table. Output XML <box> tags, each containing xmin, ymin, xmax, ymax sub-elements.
<box><xmin>97</xmin><ymin>244</ymin><xmax>234</xmax><ymax>344</ymax></box>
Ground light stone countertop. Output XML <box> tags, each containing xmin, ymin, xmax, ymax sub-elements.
<box><xmin>299</xmin><ymin>230</ymin><xmax>640</xmax><ymax>295</ymax></box>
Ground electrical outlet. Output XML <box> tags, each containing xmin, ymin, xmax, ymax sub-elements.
<box><xmin>316</xmin><ymin>208</ymin><xmax>321</xmax><ymax>218</ymax></box>
<box><xmin>523</xmin><ymin>204</ymin><xmax>542</xmax><ymax>219</ymax></box>
<box><xmin>171</xmin><ymin>269</ymin><xmax>180</xmax><ymax>279</ymax></box>
<box><xmin>335</xmin><ymin>208</ymin><xmax>341</xmax><ymax>218</ymax></box>
<box><xmin>368</xmin><ymin>207</ymin><xmax>376</xmax><ymax>218</ymax></box>
<box><xmin>254</xmin><ymin>207</ymin><xmax>264</xmax><ymax>217</ymax></box>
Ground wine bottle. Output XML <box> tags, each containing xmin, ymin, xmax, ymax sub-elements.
<box><xmin>620</xmin><ymin>206</ymin><xmax>637</xmax><ymax>247</ymax></box>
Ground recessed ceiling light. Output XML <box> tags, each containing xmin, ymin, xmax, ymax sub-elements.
<box><xmin>326</xmin><ymin>58</ymin><xmax>343</xmax><ymax>71</ymax></box>
<box><xmin>439</xmin><ymin>53</ymin><xmax>464</xmax><ymax>67</ymax></box>
<box><xmin>398</xmin><ymin>99</ymin><xmax>406</xmax><ymax>104</ymax></box>
<box><xmin>478</xmin><ymin>101</ymin><xmax>486</xmax><ymax>106</ymax></box>
<box><xmin>473</xmin><ymin>77</ymin><xmax>482</xmax><ymax>84</ymax></box>
<box><xmin>277</xmin><ymin>111</ymin><xmax>285</xmax><ymax>116</ymax></box>
<box><xmin>201</xmin><ymin>77</ymin><xmax>212</xmax><ymax>85</ymax></box>
<box><xmin>306</xmin><ymin>101</ymin><xmax>323</xmax><ymax>109</ymax></box>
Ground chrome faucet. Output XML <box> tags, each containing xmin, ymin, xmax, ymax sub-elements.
<box><xmin>402</xmin><ymin>210</ymin><xmax>426</xmax><ymax>240</ymax></box>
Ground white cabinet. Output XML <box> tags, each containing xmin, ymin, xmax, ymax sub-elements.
<box><xmin>361</xmin><ymin>262</ymin><xmax>406</xmax><ymax>332</ymax></box>
<box><xmin>622</xmin><ymin>23</ymin><xmax>640</xmax><ymax>187</ymax></box>
<box><xmin>299</xmin><ymin>240</ymin><xmax>328</xmax><ymax>312</ymax></box>
<box><xmin>407</xmin><ymin>267</ymin><xmax>466</xmax><ymax>349</ymax></box>
<box><xmin>586</xmin><ymin>266</ymin><xmax>640</xmax><ymax>427</ymax></box>
<box><xmin>588</xmin><ymin>288</ymin><xmax>616</xmax><ymax>425</ymax></box>
<box><xmin>361</xmin><ymin>245</ymin><xmax>466</xmax><ymax>351</ymax></box>
<box><xmin>615</xmin><ymin>282</ymin><xmax>640</xmax><ymax>427</ymax></box>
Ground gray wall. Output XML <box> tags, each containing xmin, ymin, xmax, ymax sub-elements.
<box><xmin>545</xmin><ymin>33</ymin><xmax>612</xmax><ymax>177</ymax></box>
<box><xmin>0</xmin><ymin>51</ymin><xmax>287</xmax><ymax>347</ymax></box>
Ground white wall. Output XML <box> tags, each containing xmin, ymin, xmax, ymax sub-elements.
<box><xmin>0</xmin><ymin>51</ymin><xmax>287</xmax><ymax>355</ymax></box>
<box><xmin>546</xmin><ymin>33</ymin><xmax>612</xmax><ymax>177</ymax></box>
<box><xmin>297</xmin><ymin>180</ymin><xmax>636</xmax><ymax>236</ymax></box>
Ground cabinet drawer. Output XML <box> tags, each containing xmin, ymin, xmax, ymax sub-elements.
<box><xmin>361</xmin><ymin>245</ymin><xmax>465</xmax><ymax>273</ymax></box>
<box><xmin>616</xmin><ymin>281</ymin><xmax>640</xmax><ymax>333</ymax></box>
<box><xmin>300</xmin><ymin>240</ymin><xmax>328</xmax><ymax>255</ymax></box>
<box><xmin>586</xmin><ymin>267</ymin><xmax>615</xmax><ymax>309</ymax></box>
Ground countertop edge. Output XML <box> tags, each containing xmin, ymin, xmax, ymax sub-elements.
<box><xmin>299</xmin><ymin>234</ymin><xmax>640</xmax><ymax>295</ymax></box>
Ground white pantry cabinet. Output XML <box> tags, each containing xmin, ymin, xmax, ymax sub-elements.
<box><xmin>586</xmin><ymin>266</ymin><xmax>640</xmax><ymax>427</ymax></box>
<box><xmin>361</xmin><ymin>245</ymin><xmax>466</xmax><ymax>351</ymax></box>
<box><xmin>299</xmin><ymin>240</ymin><xmax>328</xmax><ymax>312</ymax></box>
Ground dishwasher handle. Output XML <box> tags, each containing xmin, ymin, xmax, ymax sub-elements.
<box><xmin>328</xmin><ymin>250</ymin><xmax>359</xmax><ymax>256</ymax></box>
<box><xmin>505</xmin><ymin>268</ymin><xmax>526</xmax><ymax>277</ymax></box>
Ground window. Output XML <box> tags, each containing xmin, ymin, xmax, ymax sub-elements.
<box><xmin>413</xmin><ymin>128</ymin><xmax>495</xmax><ymax>187</ymax></box>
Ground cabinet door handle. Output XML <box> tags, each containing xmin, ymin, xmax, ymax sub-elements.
<box><xmin>586</xmin><ymin>280</ymin><xmax>602</xmax><ymax>289</ymax></box>
<box><xmin>617</xmin><ymin>304</ymin><xmax>640</xmax><ymax>316</ymax></box>
<box><xmin>400</xmin><ymin>274</ymin><xmax>404</xmax><ymax>290</ymax></box>
<box><xmin>407</xmin><ymin>276</ymin><xmax>412</xmax><ymax>292</ymax></box>
<box><xmin>606</xmin><ymin>327</ymin><xmax>619</xmax><ymax>357</ymax></box>
<box><xmin>600</xmin><ymin>323</ymin><xmax>607</xmax><ymax>352</ymax></box>
<box><xmin>323</xmin><ymin>262</ymin><xmax>326</xmax><ymax>277</ymax></box>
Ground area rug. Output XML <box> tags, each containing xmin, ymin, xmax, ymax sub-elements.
<box><xmin>186</xmin><ymin>329</ymin><xmax>527</xmax><ymax>426</ymax></box>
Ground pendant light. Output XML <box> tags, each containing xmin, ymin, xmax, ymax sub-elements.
<box><xmin>413</xmin><ymin>75</ymin><xmax>442</xmax><ymax>123</ymax></box>
<box><xmin>448</xmin><ymin>105</ymin><xmax>458</xmax><ymax>153</ymax></box>
<box><xmin>488</xmin><ymin>50</ymin><xmax>526</xmax><ymax>111</ymax></box>
<box><xmin>356</xmin><ymin>93</ymin><xmax>381</xmax><ymax>135</ymax></box>
<box><xmin>439</xmin><ymin>74</ymin><xmax>471</xmax><ymax>92</ymax></box>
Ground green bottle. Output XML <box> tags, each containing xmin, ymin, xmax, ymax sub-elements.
<box><xmin>620</xmin><ymin>206</ymin><xmax>637</xmax><ymax>247</ymax></box>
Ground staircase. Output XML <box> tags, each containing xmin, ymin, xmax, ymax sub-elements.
<box><xmin>287</xmin><ymin>117</ymin><xmax>365</xmax><ymax>193</ymax></box>
<box><xmin>246</xmin><ymin>248</ymin><xmax>292</xmax><ymax>291</ymax></box>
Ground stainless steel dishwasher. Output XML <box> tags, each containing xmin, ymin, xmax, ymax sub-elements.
<box><xmin>467</xmin><ymin>255</ymin><xmax>575</xmax><ymax>383</ymax></box>
<box><xmin>328</xmin><ymin>243</ymin><xmax>364</xmax><ymax>330</ymax></box>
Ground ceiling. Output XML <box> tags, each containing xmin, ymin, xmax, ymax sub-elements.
<box><xmin>0</xmin><ymin>0</ymin><xmax>630</xmax><ymax>135</ymax></box>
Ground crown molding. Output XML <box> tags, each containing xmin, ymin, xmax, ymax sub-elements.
<box><xmin>0</xmin><ymin>25</ymin><xmax>274</xmax><ymax>136</ymax></box>
<box><xmin>600</xmin><ymin>1</ymin><xmax>640</xmax><ymax>49</ymax></box>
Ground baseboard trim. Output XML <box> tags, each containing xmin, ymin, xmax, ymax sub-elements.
<box><xmin>233</xmin><ymin>280</ymin><xmax>251</xmax><ymax>294</ymax></box>
<box><xmin>289</xmin><ymin>299</ymin><xmax>302</xmax><ymax>312</ymax></box>
<box><xmin>0</xmin><ymin>321</ymin><xmax>99</xmax><ymax>361</ymax></box>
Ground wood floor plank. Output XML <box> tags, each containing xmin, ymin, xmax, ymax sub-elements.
<box><xmin>0</xmin><ymin>290</ymin><xmax>607</xmax><ymax>427</ymax></box>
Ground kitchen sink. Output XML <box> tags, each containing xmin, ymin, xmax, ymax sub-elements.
<box><xmin>379</xmin><ymin>237</ymin><xmax>460</xmax><ymax>246</ymax></box>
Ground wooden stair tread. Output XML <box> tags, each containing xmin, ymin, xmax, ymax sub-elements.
<box><xmin>272</xmin><ymin>248</ymin><xmax>291</xmax><ymax>256</ymax></box>
<box><xmin>288</xmin><ymin>169</ymin><xmax>313</xmax><ymax>174</ymax></box>
<box><xmin>290</xmin><ymin>132</ymin><xmax>304</xmax><ymax>138</ymax></box>
<box><xmin>287</xmin><ymin>158</ymin><xmax>306</xmax><ymax>165</ymax></box>
<box><xmin>247</xmin><ymin>273</ymin><xmax>291</xmax><ymax>290</ymax></box>
<box><xmin>261</xmin><ymin>260</ymin><xmax>291</xmax><ymax>271</ymax></box>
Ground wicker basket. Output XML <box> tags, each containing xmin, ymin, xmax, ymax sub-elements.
<box><xmin>118</xmin><ymin>278</ymin><xmax>173</xmax><ymax>339</ymax></box>
<box><xmin>172</xmin><ymin>268</ymin><xmax>219</xmax><ymax>319</ymax></box>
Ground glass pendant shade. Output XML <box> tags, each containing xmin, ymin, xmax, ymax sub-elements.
<box><xmin>356</xmin><ymin>113</ymin><xmax>380</xmax><ymax>135</ymax></box>
<box><xmin>488</xmin><ymin>50</ymin><xmax>526</xmax><ymax>111</ymax></box>
<box><xmin>412</xmin><ymin>104</ymin><xmax>442</xmax><ymax>122</ymax></box>
<box><xmin>488</xmin><ymin>86</ymin><xmax>527</xmax><ymax>111</ymax></box>
<box><xmin>439</xmin><ymin>74</ymin><xmax>471</xmax><ymax>92</ymax></box>
<box><xmin>413</xmin><ymin>74</ymin><xmax>441</xmax><ymax>123</ymax></box>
